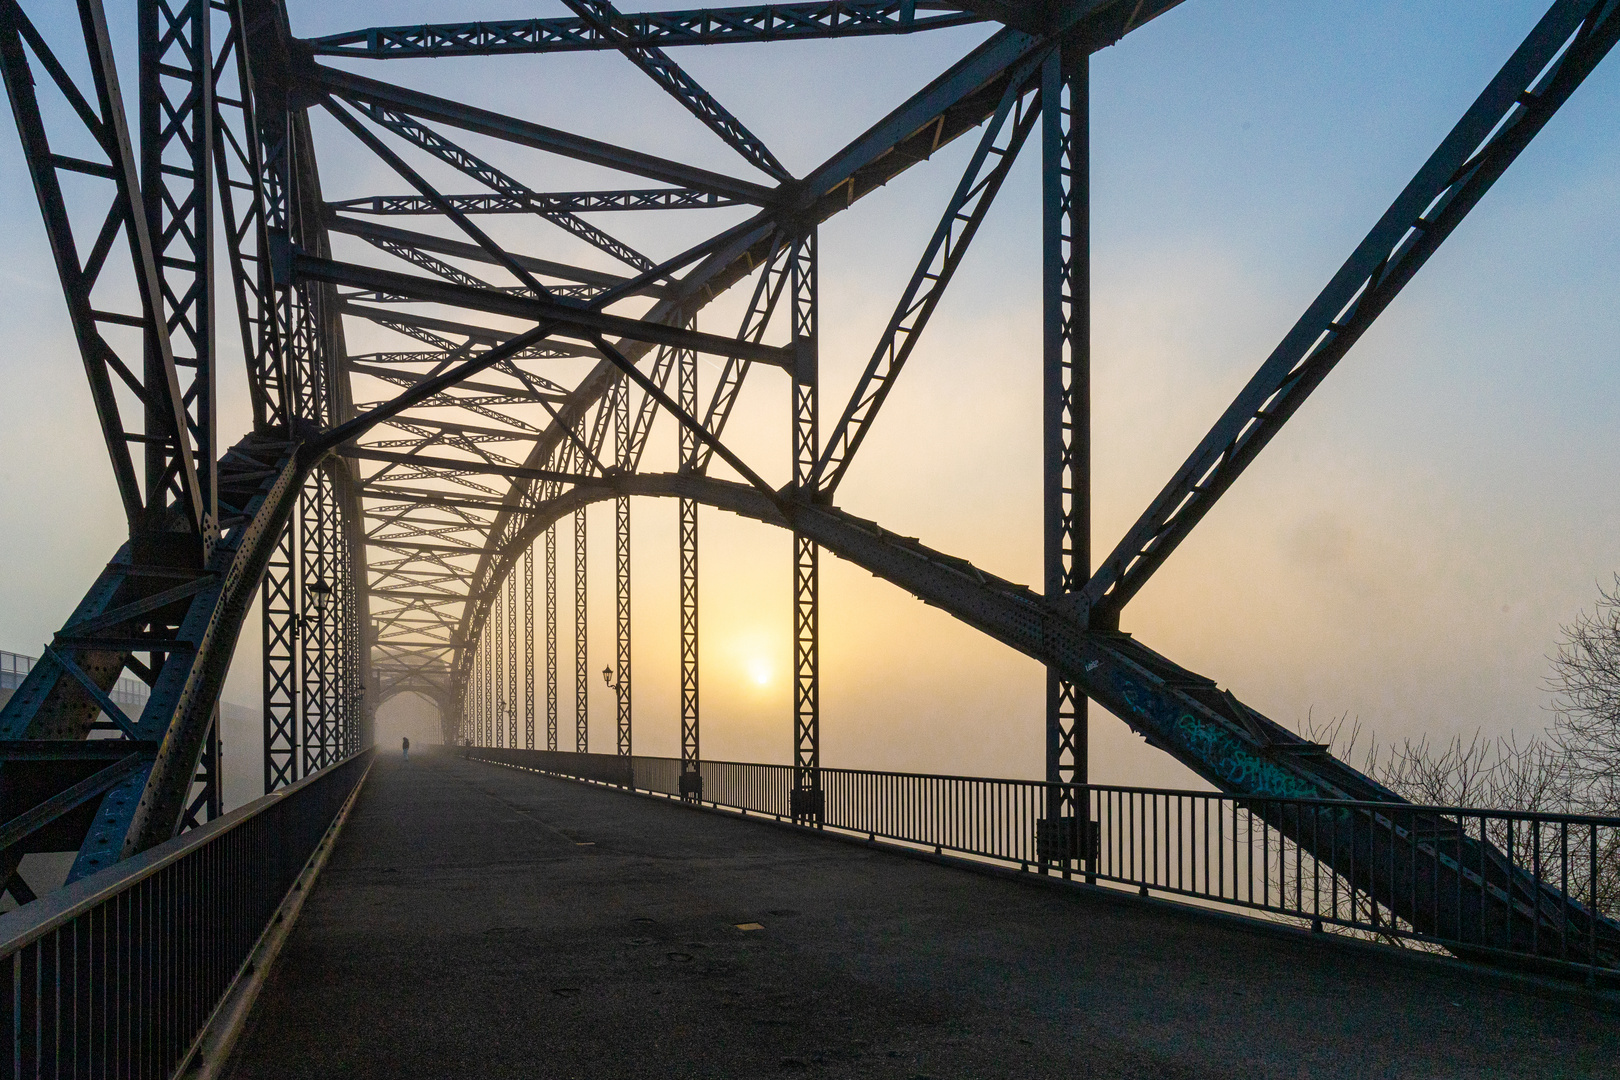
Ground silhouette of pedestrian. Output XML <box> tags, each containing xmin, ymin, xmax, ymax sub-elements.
<box><xmin>402</xmin><ymin>736</ymin><xmax>410</xmax><ymax>762</ymax></box>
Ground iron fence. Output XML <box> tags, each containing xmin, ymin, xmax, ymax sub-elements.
<box><xmin>473</xmin><ymin>748</ymin><xmax>1620</xmax><ymax>985</ymax></box>
<box><xmin>0</xmin><ymin>749</ymin><xmax>373</xmax><ymax>1078</ymax></box>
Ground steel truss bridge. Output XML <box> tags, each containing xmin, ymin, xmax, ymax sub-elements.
<box><xmin>0</xmin><ymin>0</ymin><xmax>1618</xmax><ymax>1071</ymax></box>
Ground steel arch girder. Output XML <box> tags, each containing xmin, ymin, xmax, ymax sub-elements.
<box><xmin>450</xmin><ymin>15</ymin><xmax>1150</xmax><ymax>655</ymax></box>
<box><xmin>468</xmin><ymin>472</ymin><xmax>1618</xmax><ymax>962</ymax></box>
<box><xmin>455</xmin><ymin>472</ymin><xmax>1358</xmax><ymax>794</ymax></box>
<box><xmin>0</xmin><ymin>434</ymin><xmax>364</xmax><ymax>878</ymax></box>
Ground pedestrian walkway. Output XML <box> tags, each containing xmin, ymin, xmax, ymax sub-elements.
<box><xmin>225</xmin><ymin>747</ymin><xmax>1620</xmax><ymax>1079</ymax></box>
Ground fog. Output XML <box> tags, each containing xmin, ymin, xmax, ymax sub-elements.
<box><xmin>3</xmin><ymin>1</ymin><xmax>1619</xmax><ymax>797</ymax></box>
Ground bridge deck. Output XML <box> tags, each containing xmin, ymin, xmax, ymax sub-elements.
<box><xmin>226</xmin><ymin>749</ymin><xmax>1618</xmax><ymax>1079</ymax></box>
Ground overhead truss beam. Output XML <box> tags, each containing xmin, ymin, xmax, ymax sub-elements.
<box><xmin>308</xmin><ymin>2</ymin><xmax>984</xmax><ymax>58</ymax></box>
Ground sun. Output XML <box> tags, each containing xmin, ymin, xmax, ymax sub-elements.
<box><xmin>747</xmin><ymin>660</ymin><xmax>772</xmax><ymax>687</ymax></box>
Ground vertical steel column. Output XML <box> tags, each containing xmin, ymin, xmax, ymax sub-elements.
<box><xmin>330</xmin><ymin>476</ymin><xmax>353</xmax><ymax>757</ymax></box>
<box><xmin>494</xmin><ymin>585</ymin><xmax>505</xmax><ymax>747</ymax></box>
<box><xmin>299</xmin><ymin>472</ymin><xmax>333</xmax><ymax>775</ymax></box>
<box><xmin>214</xmin><ymin>3</ymin><xmax>280</xmax><ymax>435</ymax></box>
<box><xmin>139</xmin><ymin>0</ymin><xmax>220</xmax><ymax>814</ymax></box>
<box><xmin>524</xmin><ymin>543</ymin><xmax>535</xmax><ymax>749</ymax></box>
<box><xmin>137</xmin><ymin>0</ymin><xmax>216</xmax><ymax>554</ymax></box>
<box><xmin>1041</xmin><ymin>45</ymin><xmax>1090</xmax><ymax>868</ymax></box>
<box><xmin>615</xmin><ymin>381</ymin><xmax>633</xmax><ymax>758</ymax></box>
<box><xmin>485</xmin><ymin>603</ymin><xmax>495</xmax><ymax>746</ymax></box>
<box><xmin>262</xmin><ymin>513</ymin><xmax>298</xmax><ymax>791</ymax></box>
<box><xmin>507</xmin><ymin>571</ymin><xmax>518</xmax><ymax>748</ymax></box>
<box><xmin>789</xmin><ymin>230</ymin><xmax>821</xmax><ymax>825</ymax></box>
<box><xmin>258</xmin><ymin>78</ymin><xmax>305</xmax><ymax>786</ymax></box>
<box><xmin>574</xmin><ymin>507</ymin><xmax>589</xmax><ymax>752</ymax></box>
<box><xmin>324</xmin><ymin>479</ymin><xmax>343</xmax><ymax>767</ymax></box>
<box><xmin>678</xmin><ymin>332</ymin><xmax>701</xmax><ymax>800</ymax></box>
<box><xmin>546</xmin><ymin>524</ymin><xmax>558</xmax><ymax>751</ymax></box>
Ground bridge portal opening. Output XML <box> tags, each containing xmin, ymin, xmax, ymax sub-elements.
<box><xmin>376</xmin><ymin>692</ymin><xmax>444</xmax><ymax>752</ymax></box>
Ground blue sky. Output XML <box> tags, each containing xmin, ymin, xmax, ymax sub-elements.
<box><xmin>1</xmin><ymin>1</ymin><xmax>1617</xmax><ymax>787</ymax></box>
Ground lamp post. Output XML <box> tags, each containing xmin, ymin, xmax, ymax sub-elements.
<box><xmin>301</xmin><ymin>579</ymin><xmax>331</xmax><ymax>631</ymax></box>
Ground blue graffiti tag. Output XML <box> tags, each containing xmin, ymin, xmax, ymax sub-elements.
<box><xmin>1108</xmin><ymin>670</ymin><xmax>1323</xmax><ymax>800</ymax></box>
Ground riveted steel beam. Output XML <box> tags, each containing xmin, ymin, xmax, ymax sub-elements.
<box><xmin>307</xmin><ymin>2</ymin><xmax>984</xmax><ymax>58</ymax></box>
<box><xmin>1082</xmin><ymin>0</ymin><xmax>1620</xmax><ymax>629</ymax></box>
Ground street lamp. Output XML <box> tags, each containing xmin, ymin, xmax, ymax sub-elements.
<box><xmin>300</xmin><ymin>580</ymin><xmax>332</xmax><ymax>631</ymax></box>
<box><xmin>601</xmin><ymin>664</ymin><xmax>615</xmax><ymax>689</ymax></box>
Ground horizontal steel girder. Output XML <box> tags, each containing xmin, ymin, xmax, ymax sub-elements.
<box><xmin>452</xmin><ymin>8</ymin><xmax>1184</xmax><ymax>651</ymax></box>
<box><xmin>307</xmin><ymin>2</ymin><xmax>985</xmax><ymax>58</ymax></box>
<box><xmin>292</xmin><ymin>253</ymin><xmax>793</xmax><ymax>367</ymax></box>
<box><xmin>300</xmin><ymin>63</ymin><xmax>776</xmax><ymax>204</ymax></box>
<box><xmin>329</xmin><ymin>189</ymin><xmax>742</xmax><ymax>214</ymax></box>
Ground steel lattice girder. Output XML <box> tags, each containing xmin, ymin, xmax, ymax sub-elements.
<box><xmin>470</xmin><ymin>471</ymin><xmax>1620</xmax><ymax>962</ymax></box>
<box><xmin>1078</xmin><ymin>0</ymin><xmax>1620</xmax><ymax>629</ymax></box>
<box><xmin>0</xmin><ymin>0</ymin><xmax>370</xmax><ymax>883</ymax></box>
<box><xmin>384</xmin><ymin>1</ymin><xmax>1615</xmax><ymax>861</ymax></box>
<box><xmin>0</xmin><ymin>0</ymin><xmax>208</xmax><ymax>540</ymax></box>
<box><xmin>1041</xmin><ymin>44</ymin><xmax>1089</xmax><ymax>812</ymax></box>
<box><xmin>447</xmin><ymin>10</ymin><xmax>1184</xmax><ymax>648</ymax></box>
<box><xmin>307</xmin><ymin>2</ymin><xmax>986</xmax><ymax>59</ymax></box>
<box><xmin>4</xmin><ymin>0</ymin><xmax>1615</xmax><ymax>968</ymax></box>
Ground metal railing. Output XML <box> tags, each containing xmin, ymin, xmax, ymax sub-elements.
<box><xmin>472</xmin><ymin>747</ymin><xmax>1620</xmax><ymax>985</ymax></box>
<box><xmin>0</xmin><ymin>749</ymin><xmax>373</xmax><ymax>1077</ymax></box>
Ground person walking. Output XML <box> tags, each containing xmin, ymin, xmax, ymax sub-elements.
<box><xmin>402</xmin><ymin>736</ymin><xmax>410</xmax><ymax>762</ymax></box>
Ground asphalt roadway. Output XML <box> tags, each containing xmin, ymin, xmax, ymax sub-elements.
<box><xmin>226</xmin><ymin>747</ymin><xmax>1620</xmax><ymax>1079</ymax></box>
